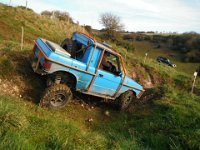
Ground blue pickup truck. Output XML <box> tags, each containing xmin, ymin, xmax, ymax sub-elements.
<box><xmin>32</xmin><ymin>32</ymin><xmax>145</xmax><ymax>110</ymax></box>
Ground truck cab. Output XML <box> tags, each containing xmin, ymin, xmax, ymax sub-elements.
<box><xmin>32</xmin><ymin>32</ymin><xmax>145</xmax><ymax>110</ymax></box>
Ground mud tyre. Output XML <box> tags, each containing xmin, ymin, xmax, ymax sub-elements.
<box><xmin>40</xmin><ymin>84</ymin><xmax>72</xmax><ymax>109</ymax></box>
<box><xmin>61</xmin><ymin>39</ymin><xmax>73</xmax><ymax>50</ymax></box>
<box><xmin>117</xmin><ymin>91</ymin><xmax>134</xmax><ymax>111</ymax></box>
<box><xmin>61</xmin><ymin>38</ymin><xmax>77</xmax><ymax>56</ymax></box>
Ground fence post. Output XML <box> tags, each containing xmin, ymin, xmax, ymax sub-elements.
<box><xmin>144</xmin><ymin>53</ymin><xmax>148</xmax><ymax>63</ymax></box>
<box><xmin>26</xmin><ymin>0</ymin><xmax>28</xmax><ymax>10</ymax></box>
<box><xmin>21</xmin><ymin>26</ymin><xmax>24</xmax><ymax>50</ymax></box>
<box><xmin>191</xmin><ymin>71</ymin><xmax>198</xmax><ymax>94</ymax></box>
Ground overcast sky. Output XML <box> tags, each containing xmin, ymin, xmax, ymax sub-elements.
<box><xmin>1</xmin><ymin>0</ymin><xmax>200</xmax><ymax>33</ymax></box>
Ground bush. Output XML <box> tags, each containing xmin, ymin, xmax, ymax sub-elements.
<box><xmin>17</xmin><ymin>6</ymin><xmax>34</xmax><ymax>12</ymax></box>
<box><xmin>84</xmin><ymin>25</ymin><xmax>92</xmax><ymax>33</ymax></box>
<box><xmin>41</xmin><ymin>10</ymin><xmax>73</xmax><ymax>23</ymax></box>
<box><xmin>192</xmin><ymin>38</ymin><xmax>200</xmax><ymax>50</ymax></box>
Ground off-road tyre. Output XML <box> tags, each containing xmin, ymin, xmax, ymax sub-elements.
<box><xmin>61</xmin><ymin>39</ymin><xmax>72</xmax><ymax>50</ymax></box>
<box><xmin>40</xmin><ymin>84</ymin><xmax>72</xmax><ymax>109</ymax></box>
<box><xmin>61</xmin><ymin>38</ymin><xmax>77</xmax><ymax>55</ymax></box>
<box><xmin>117</xmin><ymin>90</ymin><xmax>134</xmax><ymax>111</ymax></box>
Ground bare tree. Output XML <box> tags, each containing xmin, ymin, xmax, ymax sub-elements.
<box><xmin>99</xmin><ymin>12</ymin><xmax>124</xmax><ymax>37</ymax></box>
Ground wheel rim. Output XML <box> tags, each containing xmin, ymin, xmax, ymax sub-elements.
<box><xmin>50</xmin><ymin>92</ymin><xmax>67</xmax><ymax>107</ymax></box>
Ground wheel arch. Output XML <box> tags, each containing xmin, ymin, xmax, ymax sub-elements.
<box><xmin>117</xmin><ymin>89</ymin><xmax>137</xmax><ymax>99</ymax></box>
<box><xmin>48</xmin><ymin>70</ymin><xmax>78</xmax><ymax>89</ymax></box>
<box><xmin>131</xmin><ymin>89</ymin><xmax>137</xmax><ymax>97</ymax></box>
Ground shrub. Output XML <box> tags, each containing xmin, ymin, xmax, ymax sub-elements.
<box><xmin>41</xmin><ymin>10</ymin><xmax>74</xmax><ymax>23</ymax></box>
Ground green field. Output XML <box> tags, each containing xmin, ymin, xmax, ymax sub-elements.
<box><xmin>128</xmin><ymin>41</ymin><xmax>199</xmax><ymax>75</ymax></box>
<box><xmin>0</xmin><ymin>4</ymin><xmax>200</xmax><ymax>150</ymax></box>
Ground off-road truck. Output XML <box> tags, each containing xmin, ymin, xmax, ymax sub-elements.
<box><xmin>31</xmin><ymin>32</ymin><xmax>145</xmax><ymax>110</ymax></box>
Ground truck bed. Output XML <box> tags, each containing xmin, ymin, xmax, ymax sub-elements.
<box><xmin>45</xmin><ymin>40</ymin><xmax>71</xmax><ymax>57</ymax></box>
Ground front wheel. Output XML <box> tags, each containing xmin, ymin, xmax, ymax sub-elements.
<box><xmin>40</xmin><ymin>84</ymin><xmax>72</xmax><ymax>109</ymax></box>
<box><xmin>117</xmin><ymin>91</ymin><xmax>134</xmax><ymax>111</ymax></box>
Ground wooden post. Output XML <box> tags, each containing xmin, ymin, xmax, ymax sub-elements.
<box><xmin>26</xmin><ymin>0</ymin><xmax>28</xmax><ymax>10</ymax></box>
<box><xmin>191</xmin><ymin>71</ymin><xmax>198</xmax><ymax>94</ymax></box>
<box><xmin>125</xmin><ymin>51</ymin><xmax>127</xmax><ymax>61</ymax></box>
<box><xmin>144</xmin><ymin>53</ymin><xmax>148</xmax><ymax>63</ymax></box>
<box><xmin>21</xmin><ymin>26</ymin><xmax>24</xmax><ymax>50</ymax></box>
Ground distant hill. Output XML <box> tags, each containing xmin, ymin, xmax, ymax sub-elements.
<box><xmin>93</xmin><ymin>29</ymin><xmax>200</xmax><ymax>75</ymax></box>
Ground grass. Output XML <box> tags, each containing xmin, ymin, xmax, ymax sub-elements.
<box><xmin>0</xmin><ymin>95</ymin><xmax>109</xmax><ymax>149</ymax></box>
<box><xmin>106</xmin><ymin>39</ymin><xmax>197</xmax><ymax>79</ymax></box>
<box><xmin>0</xmin><ymin>4</ymin><xmax>86</xmax><ymax>44</ymax></box>
<box><xmin>125</xmin><ymin>41</ymin><xmax>199</xmax><ymax>75</ymax></box>
<box><xmin>96</xmin><ymin>86</ymin><xmax>200</xmax><ymax>150</ymax></box>
<box><xmin>1</xmin><ymin>86</ymin><xmax>200</xmax><ymax>149</ymax></box>
<box><xmin>0</xmin><ymin>3</ymin><xmax>200</xmax><ymax>150</ymax></box>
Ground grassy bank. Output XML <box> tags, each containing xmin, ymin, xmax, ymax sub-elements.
<box><xmin>1</xmin><ymin>86</ymin><xmax>200</xmax><ymax>149</ymax></box>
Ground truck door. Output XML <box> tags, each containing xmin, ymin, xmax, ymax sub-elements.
<box><xmin>70</xmin><ymin>46</ymin><xmax>95</xmax><ymax>90</ymax></box>
<box><xmin>90</xmin><ymin>51</ymin><xmax>122</xmax><ymax>96</ymax></box>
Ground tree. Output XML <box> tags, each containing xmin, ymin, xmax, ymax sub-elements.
<box><xmin>99</xmin><ymin>12</ymin><xmax>124</xmax><ymax>37</ymax></box>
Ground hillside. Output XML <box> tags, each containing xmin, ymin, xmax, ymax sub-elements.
<box><xmin>95</xmin><ymin>31</ymin><xmax>200</xmax><ymax>75</ymax></box>
<box><xmin>0</xmin><ymin>4</ymin><xmax>200</xmax><ymax>150</ymax></box>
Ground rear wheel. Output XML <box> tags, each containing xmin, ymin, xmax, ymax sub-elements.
<box><xmin>117</xmin><ymin>91</ymin><xmax>134</xmax><ymax>111</ymax></box>
<box><xmin>40</xmin><ymin>84</ymin><xmax>72</xmax><ymax>109</ymax></box>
